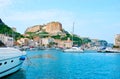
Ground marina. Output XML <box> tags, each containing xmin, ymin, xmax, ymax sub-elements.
<box><xmin>2</xmin><ymin>49</ymin><xmax>120</xmax><ymax>79</ymax></box>
<box><xmin>0</xmin><ymin>0</ymin><xmax>120</xmax><ymax>78</ymax></box>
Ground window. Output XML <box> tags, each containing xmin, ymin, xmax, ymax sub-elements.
<box><xmin>4</xmin><ymin>62</ymin><xmax>7</xmax><ymax>64</ymax></box>
<box><xmin>11</xmin><ymin>60</ymin><xmax>14</xmax><ymax>62</ymax></box>
<box><xmin>0</xmin><ymin>63</ymin><xmax>2</xmax><ymax>66</ymax></box>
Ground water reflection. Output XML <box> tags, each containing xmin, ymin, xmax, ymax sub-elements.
<box><xmin>28</xmin><ymin>54</ymin><xmax>56</xmax><ymax>59</ymax></box>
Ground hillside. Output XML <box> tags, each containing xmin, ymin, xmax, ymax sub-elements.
<box><xmin>24</xmin><ymin>21</ymin><xmax>92</xmax><ymax>46</ymax></box>
<box><xmin>25</xmin><ymin>21</ymin><xmax>63</xmax><ymax>34</ymax></box>
<box><xmin>0</xmin><ymin>19</ymin><xmax>23</xmax><ymax>40</ymax></box>
<box><xmin>0</xmin><ymin>18</ymin><xmax>4</xmax><ymax>24</ymax></box>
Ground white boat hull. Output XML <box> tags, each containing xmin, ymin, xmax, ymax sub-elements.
<box><xmin>0</xmin><ymin>56</ymin><xmax>25</xmax><ymax>78</ymax></box>
<box><xmin>63</xmin><ymin>47</ymin><xmax>84</xmax><ymax>52</ymax></box>
<box><xmin>0</xmin><ymin>48</ymin><xmax>26</xmax><ymax>78</ymax></box>
<box><xmin>64</xmin><ymin>50</ymin><xmax>83</xmax><ymax>52</ymax></box>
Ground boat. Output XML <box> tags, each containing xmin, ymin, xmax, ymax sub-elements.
<box><xmin>0</xmin><ymin>41</ymin><xmax>26</xmax><ymax>78</ymax></box>
<box><xmin>105</xmin><ymin>48</ymin><xmax>120</xmax><ymax>53</ymax></box>
<box><xmin>97</xmin><ymin>47</ymin><xmax>106</xmax><ymax>52</ymax></box>
<box><xmin>63</xmin><ymin>47</ymin><xmax>84</xmax><ymax>52</ymax></box>
<box><xmin>97</xmin><ymin>47</ymin><xmax>120</xmax><ymax>53</ymax></box>
<box><xmin>63</xmin><ymin>22</ymin><xmax>84</xmax><ymax>53</ymax></box>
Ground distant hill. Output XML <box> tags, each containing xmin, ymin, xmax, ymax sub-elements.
<box><xmin>24</xmin><ymin>21</ymin><xmax>92</xmax><ymax>46</ymax></box>
<box><xmin>0</xmin><ymin>19</ymin><xmax>23</xmax><ymax>40</ymax></box>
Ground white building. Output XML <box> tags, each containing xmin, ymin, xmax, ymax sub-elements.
<box><xmin>28</xmin><ymin>40</ymin><xmax>36</xmax><ymax>47</ymax></box>
<box><xmin>115</xmin><ymin>34</ymin><xmax>120</xmax><ymax>47</ymax></box>
<box><xmin>0</xmin><ymin>34</ymin><xmax>14</xmax><ymax>47</ymax></box>
<box><xmin>41</xmin><ymin>38</ymin><xmax>54</xmax><ymax>47</ymax></box>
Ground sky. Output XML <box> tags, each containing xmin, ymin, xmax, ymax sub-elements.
<box><xmin>0</xmin><ymin>0</ymin><xmax>120</xmax><ymax>43</ymax></box>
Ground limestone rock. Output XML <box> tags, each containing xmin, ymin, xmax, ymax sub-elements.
<box><xmin>45</xmin><ymin>22</ymin><xmax>62</xmax><ymax>34</ymax></box>
<box><xmin>25</xmin><ymin>21</ymin><xmax>62</xmax><ymax>34</ymax></box>
<box><xmin>25</xmin><ymin>25</ymin><xmax>43</xmax><ymax>33</ymax></box>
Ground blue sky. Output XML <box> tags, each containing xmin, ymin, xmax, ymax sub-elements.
<box><xmin>0</xmin><ymin>0</ymin><xmax>120</xmax><ymax>43</ymax></box>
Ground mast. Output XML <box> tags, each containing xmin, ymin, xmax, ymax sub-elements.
<box><xmin>72</xmin><ymin>22</ymin><xmax>75</xmax><ymax>46</ymax></box>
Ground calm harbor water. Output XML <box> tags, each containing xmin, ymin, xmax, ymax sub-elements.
<box><xmin>3</xmin><ymin>49</ymin><xmax>120</xmax><ymax>79</ymax></box>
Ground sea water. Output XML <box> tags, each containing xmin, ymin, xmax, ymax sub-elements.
<box><xmin>3</xmin><ymin>49</ymin><xmax>120</xmax><ymax>79</ymax></box>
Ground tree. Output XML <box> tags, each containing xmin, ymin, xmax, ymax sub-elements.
<box><xmin>51</xmin><ymin>35</ymin><xmax>61</xmax><ymax>39</ymax></box>
<box><xmin>0</xmin><ymin>24</ymin><xmax>23</xmax><ymax>40</ymax></box>
<box><xmin>82</xmin><ymin>38</ymin><xmax>91</xmax><ymax>44</ymax></box>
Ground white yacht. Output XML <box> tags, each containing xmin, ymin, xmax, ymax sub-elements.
<box><xmin>97</xmin><ymin>47</ymin><xmax>120</xmax><ymax>53</ymax></box>
<box><xmin>104</xmin><ymin>47</ymin><xmax>120</xmax><ymax>53</ymax></box>
<box><xmin>63</xmin><ymin>22</ymin><xmax>84</xmax><ymax>53</ymax></box>
<box><xmin>0</xmin><ymin>41</ymin><xmax>26</xmax><ymax>78</ymax></box>
<box><xmin>63</xmin><ymin>47</ymin><xmax>84</xmax><ymax>52</ymax></box>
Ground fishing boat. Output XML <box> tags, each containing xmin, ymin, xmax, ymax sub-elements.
<box><xmin>0</xmin><ymin>41</ymin><xmax>26</xmax><ymax>78</ymax></box>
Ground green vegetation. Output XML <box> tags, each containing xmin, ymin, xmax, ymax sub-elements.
<box><xmin>51</xmin><ymin>33</ymin><xmax>92</xmax><ymax>46</ymax></box>
<box><xmin>26</xmin><ymin>31</ymin><xmax>49</xmax><ymax>38</ymax></box>
<box><xmin>82</xmin><ymin>38</ymin><xmax>91</xmax><ymax>44</ymax></box>
<box><xmin>0</xmin><ymin>24</ymin><xmax>23</xmax><ymax>40</ymax></box>
<box><xmin>37</xmin><ymin>32</ymin><xmax>49</xmax><ymax>38</ymax></box>
<box><xmin>51</xmin><ymin>35</ymin><xmax>61</xmax><ymax>39</ymax></box>
<box><xmin>25</xmin><ymin>32</ymin><xmax>36</xmax><ymax>39</ymax></box>
<box><xmin>24</xmin><ymin>25</ymin><xmax>91</xmax><ymax>46</ymax></box>
<box><xmin>60</xmin><ymin>33</ymin><xmax>83</xmax><ymax>46</ymax></box>
<box><xmin>72</xmin><ymin>35</ymin><xmax>82</xmax><ymax>46</ymax></box>
<box><xmin>61</xmin><ymin>33</ymin><xmax>71</xmax><ymax>40</ymax></box>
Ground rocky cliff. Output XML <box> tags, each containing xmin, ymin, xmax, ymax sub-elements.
<box><xmin>45</xmin><ymin>22</ymin><xmax>62</xmax><ymax>34</ymax></box>
<box><xmin>25</xmin><ymin>22</ymin><xmax>62</xmax><ymax>34</ymax></box>
<box><xmin>25</xmin><ymin>25</ymin><xmax>43</xmax><ymax>33</ymax></box>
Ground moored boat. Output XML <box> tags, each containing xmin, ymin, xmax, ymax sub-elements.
<box><xmin>0</xmin><ymin>47</ymin><xmax>26</xmax><ymax>78</ymax></box>
<box><xmin>97</xmin><ymin>47</ymin><xmax>120</xmax><ymax>53</ymax></box>
<box><xmin>63</xmin><ymin>47</ymin><xmax>84</xmax><ymax>52</ymax></box>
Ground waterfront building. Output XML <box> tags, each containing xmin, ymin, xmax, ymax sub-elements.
<box><xmin>33</xmin><ymin>36</ymin><xmax>42</xmax><ymax>46</ymax></box>
<box><xmin>17</xmin><ymin>38</ymin><xmax>29</xmax><ymax>46</ymax></box>
<box><xmin>28</xmin><ymin>40</ymin><xmax>37</xmax><ymax>47</ymax></box>
<box><xmin>33</xmin><ymin>36</ymin><xmax>40</xmax><ymax>43</ymax></box>
<box><xmin>0</xmin><ymin>34</ymin><xmax>14</xmax><ymax>46</ymax></box>
<box><xmin>54</xmin><ymin>38</ymin><xmax>72</xmax><ymax>48</ymax></box>
<box><xmin>41</xmin><ymin>37</ymin><xmax>54</xmax><ymax>47</ymax></box>
<box><xmin>115</xmin><ymin>34</ymin><xmax>120</xmax><ymax>47</ymax></box>
<box><xmin>63</xmin><ymin>38</ymin><xmax>72</xmax><ymax>48</ymax></box>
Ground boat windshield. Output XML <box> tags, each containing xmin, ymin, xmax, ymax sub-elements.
<box><xmin>0</xmin><ymin>40</ymin><xmax>6</xmax><ymax>47</ymax></box>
